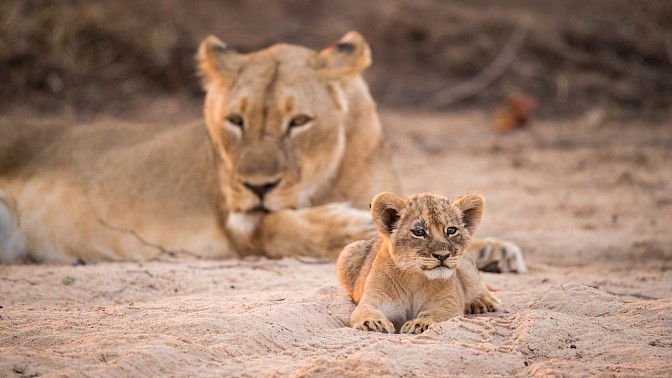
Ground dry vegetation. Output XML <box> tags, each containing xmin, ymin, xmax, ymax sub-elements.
<box><xmin>1</xmin><ymin>0</ymin><xmax>671</xmax><ymax>118</ymax></box>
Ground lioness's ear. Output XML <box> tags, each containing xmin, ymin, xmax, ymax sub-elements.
<box><xmin>197</xmin><ymin>35</ymin><xmax>246</xmax><ymax>88</ymax></box>
<box><xmin>452</xmin><ymin>193</ymin><xmax>485</xmax><ymax>236</ymax></box>
<box><xmin>371</xmin><ymin>192</ymin><xmax>406</xmax><ymax>237</ymax></box>
<box><xmin>317</xmin><ymin>31</ymin><xmax>371</xmax><ymax>78</ymax></box>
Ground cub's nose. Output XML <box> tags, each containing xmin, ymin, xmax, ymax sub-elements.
<box><xmin>431</xmin><ymin>252</ymin><xmax>450</xmax><ymax>262</ymax></box>
<box><xmin>243</xmin><ymin>179</ymin><xmax>281</xmax><ymax>199</ymax></box>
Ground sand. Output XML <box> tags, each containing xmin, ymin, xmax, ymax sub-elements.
<box><xmin>1</xmin><ymin>109</ymin><xmax>671</xmax><ymax>377</ymax></box>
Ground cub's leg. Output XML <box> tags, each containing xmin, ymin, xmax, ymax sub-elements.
<box><xmin>350</xmin><ymin>302</ymin><xmax>396</xmax><ymax>334</ymax></box>
<box><xmin>336</xmin><ymin>239</ymin><xmax>374</xmax><ymax>301</ymax></box>
<box><xmin>400</xmin><ymin>315</ymin><xmax>435</xmax><ymax>335</ymax></box>
<box><xmin>465</xmin><ymin>285</ymin><xmax>501</xmax><ymax>314</ymax></box>
<box><xmin>259</xmin><ymin>203</ymin><xmax>376</xmax><ymax>258</ymax></box>
<box><xmin>469</xmin><ymin>237</ymin><xmax>527</xmax><ymax>273</ymax></box>
<box><xmin>400</xmin><ymin>303</ymin><xmax>464</xmax><ymax>335</ymax></box>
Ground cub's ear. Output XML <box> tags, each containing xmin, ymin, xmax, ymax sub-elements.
<box><xmin>370</xmin><ymin>192</ymin><xmax>406</xmax><ymax>238</ymax></box>
<box><xmin>452</xmin><ymin>193</ymin><xmax>484</xmax><ymax>236</ymax></box>
<box><xmin>316</xmin><ymin>31</ymin><xmax>371</xmax><ymax>79</ymax></box>
<box><xmin>197</xmin><ymin>35</ymin><xmax>246</xmax><ymax>89</ymax></box>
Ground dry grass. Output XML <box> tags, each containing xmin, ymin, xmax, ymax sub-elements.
<box><xmin>0</xmin><ymin>0</ymin><xmax>198</xmax><ymax>113</ymax></box>
<box><xmin>1</xmin><ymin>0</ymin><xmax>671</xmax><ymax>118</ymax></box>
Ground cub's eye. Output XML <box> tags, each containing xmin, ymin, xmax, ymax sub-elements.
<box><xmin>445</xmin><ymin>227</ymin><xmax>458</xmax><ymax>236</ymax></box>
<box><xmin>226</xmin><ymin>114</ymin><xmax>244</xmax><ymax>129</ymax></box>
<box><xmin>411</xmin><ymin>228</ymin><xmax>427</xmax><ymax>238</ymax></box>
<box><xmin>288</xmin><ymin>114</ymin><xmax>313</xmax><ymax>129</ymax></box>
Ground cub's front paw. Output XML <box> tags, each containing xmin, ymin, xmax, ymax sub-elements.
<box><xmin>353</xmin><ymin>318</ymin><xmax>395</xmax><ymax>334</ymax></box>
<box><xmin>466</xmin><ymin>291</ymin><xmax>501</xmax><ymax>314</ymax></box>
<box><xmin>400</xmin><ymin>318</ymin><xmax>435</xmax><ymax>334</ymax></box>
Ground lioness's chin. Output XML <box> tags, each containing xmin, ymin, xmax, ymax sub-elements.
<box><xmin>226</xmin><ymin>212</ymin><xmax>264</xmax><ymax>234</ymax></box>
<box><xmin>423</xmin><ymin>266</ymin><xmax>454</xmax><ymax>280</ymax></box>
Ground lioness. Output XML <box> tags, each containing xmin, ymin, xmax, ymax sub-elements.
<box><xmin>0</xmin><ymin>31</ymin><xmax>524</xmax><ymax>267</ymax></box>
<box><xmin>336</xmin><ymin>192</ymin><xmax>500</xmax><ymax>334</ymax></box>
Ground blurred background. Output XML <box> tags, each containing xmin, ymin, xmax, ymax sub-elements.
<box><xmin>1</xmin><ymin>0</ymin><xmax>671</xmax><ymax>120</ymax></box>
<box><xmin>2</xmin><ymin>5</ymin><xmax>671</xmax><ymax>374</ymax></box>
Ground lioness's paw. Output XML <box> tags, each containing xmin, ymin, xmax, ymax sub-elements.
<box><xmin>322</xmin><ymin>203</ymin><xmax>377</xmax><ymax>241</ymax></box>
<box><xmin>400</xmin><ymin>318</ymin><xmax>435</xmax><ymax>334</ymax></box>
<box><xmin>472</xmin><ymin>237</ymin><xmax>527</xmax><ymax>273</ymax></box>
<box><xmin>466</xmin><ymin>291</ymin><xmax>501</xmax><ymax>314</ymax></box>
<box><xmin>353</xmin><ymin>318</ymin><xmax>395</xmax><ymax>333</ymax></box>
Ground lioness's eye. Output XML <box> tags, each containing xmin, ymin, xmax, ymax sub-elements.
<box><xmin>288</xmin><ymin>114</ymin><xmax>313</xmax><ymax>129</ymax></box>
<box><xmin>445</xmin><ymin>227</ymin><xmax>458</xmax><ymax>236</ymax></box>
<box><xmin>411</xmin><ymin>228</ymin><xmax>426</xmax><ymax>238</ymax></box>
<box><xmin>226</xmin><ymin>114</ymin><xmax>244</xmax><ymax>129</ymax></box>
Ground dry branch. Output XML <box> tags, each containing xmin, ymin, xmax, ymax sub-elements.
<box><xmin>425</xmin><ymin>23</ymin><xmax>530</xmax><ymax>109</ymax></box>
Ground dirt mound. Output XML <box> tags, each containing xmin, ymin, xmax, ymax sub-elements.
<box><xmin>2</xmin><ymin>0</ymin><xmax>671</xmax><ymax>118</ymax></box>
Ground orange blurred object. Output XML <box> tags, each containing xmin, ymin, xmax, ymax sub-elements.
<box><xmin>493</xmin><ymin>92</ymin><xmax>537</xmax><ymax>132</ymax></box>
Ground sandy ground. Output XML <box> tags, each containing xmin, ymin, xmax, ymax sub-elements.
<box><xmin>1</xmin><ymin>109</ymin><xmax>672</xmax><ymax>377</ymax></box>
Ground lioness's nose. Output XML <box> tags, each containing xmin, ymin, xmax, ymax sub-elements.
<box><xmin>244</xmin><ymin>180</ymin><xmax>280</xmax><ymax>199</ymax></box>
<box><xmin>431</xmin><ymin>252</ymin><xmax>450</xmax><ymax>262</ymax></box>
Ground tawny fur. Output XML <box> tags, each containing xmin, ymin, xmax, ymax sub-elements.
<box><xmin>337</xmin><ymin>192</ymin><xmax>500</xmax><ymax>334</ymax></box>
<box><xmin>0</xmin><ymin>31</ymin><xmax>524</xmax><ymax>266</ymax></box>
<box><xmin>0</xmin><ymin>32</ymin><xmax>397</xmax><ymax>263</ymax></box>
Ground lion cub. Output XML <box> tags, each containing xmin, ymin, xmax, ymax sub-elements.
<box><xmin>337</xmin><ymin>192</ymin><xmax>500</xmax><ymax>334</ymax></box>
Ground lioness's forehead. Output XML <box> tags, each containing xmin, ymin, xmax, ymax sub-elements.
<box><xmin>229</xmin><ymin>45</ymin><xmax>323</xmax><ymax>100</ymax></box>
<box><xmin>243</xmin><ymin>45</ymin><xmax>317</xmax><ymax>78</ymax></box>
<box><xmin>250</xmin><ymin>44</ymin><xmax>316</xmax><ymax>62</ymax></box>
